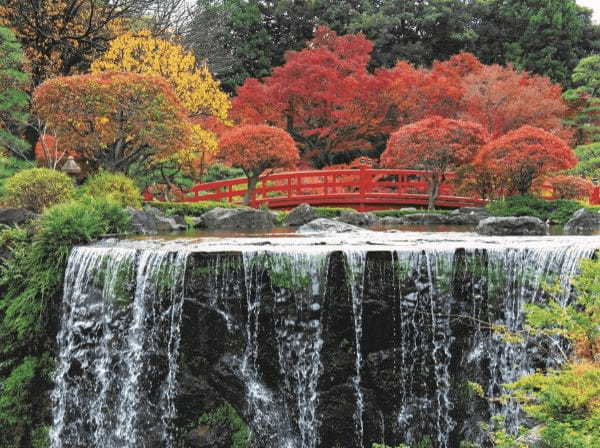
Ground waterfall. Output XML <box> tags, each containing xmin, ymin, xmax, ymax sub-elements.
<box><xmin>51</xmin><ymin>246</ymin><xmax>189</xmax><ymax>448</ymax></box>
<box><xmin>51</xmin><ymin>235</ymin><xmax>598</xmax><ymax>448</ymax></box>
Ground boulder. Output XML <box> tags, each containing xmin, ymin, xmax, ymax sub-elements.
<box><xmin>126</xmin><ymin>206</ymin><xmax>187</xmax><ymax>234</ymax></box>
<box><xmin>336</xmin><ymin>210</ymin><xmax>379</xmax><ymax>227</ymax></box>
<box><xmin>563</xmin><ymin>208</ymin><xmax>600</xmax><ymax>235</ymax></box>
<box><xmin>450</xmin><ymin>207</ymin><xmax>491</xmax><ymax>225</ymax></box>
<box><xmin>0</xmin><ymin>207</ymin><xmax>38</xmax><ymax>226</ymax></box>
<box><xmin>377</xmin><ymin>216</ymin><xmax>406</xmax><ymax>226</ymax></box>
<box><xmin>198</xmin><ymin>207</ymin><xmax>277</xmax><ymax>230</ymax></box>
<box><xmin>401</xmin><ymin>213</ymin><xmax>456</xmax><ymax>225</ymax></box>
<box><xmin>283</xmin><ymin>203</ymin><xmax>318</xmax><ymax>227</ymax></box>
<box><xmin>476</xmin><ymin>216</ymin><xmax>549</xmax><ymax>236</ymax></box>
<box><xmin>185</xmin><ymin>423</ymin><xmax>233</xmax><ymax>448</ymax></box>
<box><xmin>297</xmin><ymin>218</ymin><xmax>366</xmax><ymax>234</ymax></box>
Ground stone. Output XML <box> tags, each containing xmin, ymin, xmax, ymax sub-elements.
<box><xmin>185</xmin><ymin>423</ymin><xmax>232</xmax><ymax>448</ymax></box>
<box><xmin>476</xmin><ymin>216</ymin><xmax>549</xmax><ymax>236</ymax></box>
<box><xmin>336</xmin><ymin>210</ymin><xmax>379</xmax><ymax>227</ymax></box>
<box><xmin>401</xmin><ymin>213</ymin><xmax>456</xmax><ymax>225</ymax></box>
<box><xmin>198</xmin><ymin>207</ymin><xmax>277</xmax><ymax>230</ymax></box>
<box><xmin>563</xmin><ymin>208</ymin><xmax>600</xmax><ymax>235</ymax></box>
<box><xmin>283</xmin><ymin>203</ymin><xmax>319</xmax><ymax>227</ymax></box>
<box><xmin>126</xmin><ymin>207</ymin><xmax>187</xmax><ymax>234</ymax></box>
<box><xmin>0</xmin><ymin>207</ymin><xmax>38</xmax><ymax>226</ymax></box>
<box><xmin>450</xmin><ymin>207</ymin><xmax>491</xmax><ymax>225</ymax></box>
<box><xmin>378</xmin><ymin>216</ymin><xmax>406</xmax><ymax>226</ymax></box>
<box><xmin>297</xmin><ymin>218</ymin><xmax>366</xmax><ymax>233</ymax></box>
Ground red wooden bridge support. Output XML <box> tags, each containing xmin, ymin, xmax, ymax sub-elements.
<box><xmin>144</xmin><ymin>168</ymin><xmax>493</xmax><ymax>210</ymax></box>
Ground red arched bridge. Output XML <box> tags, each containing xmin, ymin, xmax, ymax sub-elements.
<box><xmin>144</xmin><ymin>168</ymin><xmax>487</xmax><ymax>210</ymax></box>
<box><xmin>144</xmin><ymin>168</ymin><xmax>600</xmax><ymax>211</ymax></box>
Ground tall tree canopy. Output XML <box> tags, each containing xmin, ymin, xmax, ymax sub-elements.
<box><xmin>91</xmin><ymin>30</ymin><xmax>230</xmax><ymax>121</ymax></box>
<box><xmin>0</xmin><ymin>0</ymin><xmax>189</xmax><ymax>86</ymax></box>
<box><xmin>32</xmin><ymin>72</ymin><xmax>192</xmax><ymax>173</ymax></box>
<box><xmin>380</xmin><ymin>116</ymin><xmax>488</xmax><ymax>209</ymax></box>
<box><xmin>0</xmin><ymin>26</ymin><xmax>30</xmax><ymax>159</ymax></box>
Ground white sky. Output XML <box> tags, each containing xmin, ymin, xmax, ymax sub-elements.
<box><xmin>578</xmin><ymin>0</ymin><xmax>600</xmax><ymax>23</ymax></box>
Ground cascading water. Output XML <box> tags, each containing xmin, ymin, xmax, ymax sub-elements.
<box><xmin>51</xmin><ymin>246</ymin><xmax>189</xmax><ymax>448</ymax></box>
<box><xmin>51</xmin><ymin>234</ymin><xmax>598</xmax><ymax>448</ymax></box>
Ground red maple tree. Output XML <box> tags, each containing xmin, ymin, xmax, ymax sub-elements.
<box><xmin>380</xmin><ymin>116</ymin><xmax>488</xmax><ymax>209</ymax></box>
<box><xmin>218</xmin><ymin>125</ymin><xmax>299</xmax><ymax>204</ymax></box>
<box><xmin>474</xmin><ymin>126</ymin><xmax>578</xmax><ymax>195</ymax></box>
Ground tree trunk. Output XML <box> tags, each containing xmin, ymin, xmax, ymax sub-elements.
<box><xmin>428</xmin><ymin>174</ymin><xmax>441</xmax><ymax>210</ymax></box>
<box><xmin>244</xmin><ymin>175</ymin><xmax>260</xmax><ymax>206</ymax></box>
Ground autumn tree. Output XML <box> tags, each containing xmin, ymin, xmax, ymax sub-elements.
<box><xmin>0</xmin><ymin>26</ymin><xmax>30</xmax><ymax>159</ymax></box>
<box><xmin>380</xmin><ymin>116</ymin><xmax>488</xmax><ymax>209</ymax></box>
<box><xmin>218</xmin><ymin>125</ymin><xmax>299</xmax><ymax>204</ymax></box>
<box><xmin>460</xmin><ymin>63</ymin><xmax>568</xmax><ymax>139</ymax></box>
<box><xmin>232</xmin><ymin>27</ymin><xmax>399</xmax><ymax>168</ymax></box>
<box><xmin>32</xmin><ymin>72</ymin><xmax>191</xmax><ymax>173</ymax></box>
<box><xmin>474</xmin><ymin>126</ymin><xmax>577</xmax><ymax>195</ymax></box>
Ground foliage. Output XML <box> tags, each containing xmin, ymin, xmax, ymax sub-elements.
<box><xmin>381</xmin><ymin>116</ymin><xmax>488</xmax><ymax>209</ymax></box>
<box><xmin>0</xmin><ymin>197</ymin><xmax>130</xmax><ymax>446</ymax></box>
<box><xmin>0</xmin><ymin>0</ymin><xmax>183</xmax><ymax>86</ymax></box>
<box><xmin>474</xmin><ymin>126</ymin><xmax>577</xmax><ymax>195</ymax></box>
<box><xmin>0</xmin><ymin>26</ymin><xmax>30</xmax><ymax>159</ymax></box>
<box><xmin>563</xmin><ymin>55</ymin><xmax>600</xmax><ymax>145</ymax></box>
<box><xmin>145</xmin><ymin>200</ymin><xmax>241</xmax><ymax>217</ymax></box>
<box><xmin>33</xmin><ymin>135</ymin><xmax>76</xmax><ymax>169</ymax></box>
<box><xmin>461</xmin><ymin>64</ymin><xmax>568</xmax><ymax>139</ymax></box>
<box><xmin>201</xmin><ymin>163</ymin><xmax>245</xmax><ymax>183</ymax></box>
<box><xmin>80</xmin><ymin>171</ymin><xmax>142</xmax><ymax>208</ymax></box>
<box><xmin>197</xmin><ymin>403</ymin><xmax>251</xmax><ymax>448</ymax></box>
<box><xmin>218</xmin><ymin>125</ymin><xmax>299</xmax><ymax>204</ymax></box>
<box><xmin>486</xmin><ymin>195</ymin><xmax>583</xmax><ymax>225</ymax></box>
<box><xmin>3</xmin><ymin>168</ymin><xmax>74</xmax><ymax>213</ymax></box>
<box><xmin>501</xmin><ymin>258</ymin><xmax>600</xmax><ymax>448</ymax></box>
<box><xmin>535</xmin><ymin>175</ymin><xmax>594</xmax><ymax>200</ymax></box>
<box><xmin>571</xmin><ymin>143</ymin><xmax>600</xmax><ymax>179</ymax></box>
<box><xmin>469</xmin><ymin>0</ymin><xmax>600</xmax><ymax>87</ymax></box>
<box><xmin>232</xmin><ymin>27</ymin><xmax>399</xmax><ymax>168</ymax></box>
<box><xmin>91</xmin><ymin>30</ymin><xmax>230</xmax><ymax>122</ymax></box>
<box><xmin>32</xmin><ymin>72</ymin><xmax>192</xmax><ymax>173</ymax></box>
<box><xmin>0</xmin><ymin>156</ymin><xmax>34</xmax><ymax>198</ymax></box>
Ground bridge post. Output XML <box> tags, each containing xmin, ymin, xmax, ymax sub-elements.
<box><xmin>358</xmin><ymin>165</ymin><xmax>367</xmax><ymax>212</ymax></box>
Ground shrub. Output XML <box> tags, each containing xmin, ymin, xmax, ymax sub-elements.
<box><xmin>3</xmin><ymin>168</ymin><xmax>74</xmax><ymax>212</ymax></box>
<box><xmin>80</xmin><ymin>171</ymin><xmax>142</xmax><ymax>208</ymax></box>
<box><xmin>202</xmin><ymin>163</ymin><xmax>245</xmax><ymax>182</ymax></box>
<box><xmin>0</xmin><ymin>156</ymin><xmax>34</xmax><ymax>198</ymax></box>
<box><xmin>487</xmin><ymin>195</ymin><xmax>583</xmax><ymax>225</ymax></box>
<box><xmin>536</xmin><ymin>175</ymin><xmax>594</xmax><ymax>200</ymax></box>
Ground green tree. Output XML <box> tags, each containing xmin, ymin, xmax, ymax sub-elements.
<box><xmin>564</xmin><ymin>55</ymin><xmax>600</xmax><ymax>145</ymax></box>
<box><xmin>470</xmin><ymin>0</ymin><xmax>600</xmax><ymax>87</ymax></box>
<box><xmin>0</xmin><ymin>26</ymin><xmax>30</xmax><ymax>159</ymax></box>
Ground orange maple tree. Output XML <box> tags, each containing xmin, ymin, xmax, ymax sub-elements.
<box><xmin>32</xmin><ymin>72</ymin><xmax>191</xmax><ymax>173</ymax></box>
<box><xmin>474</xmin><ymin>126</ymin><xmax>578</xmax><ymax>195</ymax></box>
<box><xmin>380</xmin><ymin>116</ymin><xmax>488</xmax><ymax>209</ymax></box>
<box><xmin>534</xmin><ymin>175</ymin><xmax>593</xmax><ymax>200</ymax></box>
<box><xmin>218</xmin><ymin>125</ymin><xmax>299</xmax><ymax>204</ymax></box>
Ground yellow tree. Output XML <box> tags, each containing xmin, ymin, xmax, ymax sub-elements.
<box><xmin>91</xmin><ymin>30</ymin><xmax>230</xmax><ymax>121</ymax></box>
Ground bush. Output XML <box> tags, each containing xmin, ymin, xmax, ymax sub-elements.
<box><xmin>146</xmin><ymin>200</ymin><xmax>241</xmax><ymax>217</ymax></box>
<box><xmin>540</xmin><ymin>175</ymin><xmax>594</xmax><ymax>200</ymax></box>
<box><xmin>0</xmin><ymin>197</ymin><xmax>130</xmax><ymax>444</ymax></box>
<box><xmin>80</xmin><ymin>171</ymin><xmax>142</xmax><ymax>208</ymax></box>
<box><xmin>3</xmin><ymin>168</ymin><xmax>74</xmax><ymax>213</ymax></box>
<box><xmin>571</xmin><ymin>143</ymin><xmax>600</xmax><ymax>179</ymax></box>
<box><xmin>487</xmin><ymin>195</ymin><xmax>583</xmax><ymax>225</ymax></box>
<box><xmin>0</xmin><ymin>156</ymin><xmax>34</xmax><ymax>198</ymax></box>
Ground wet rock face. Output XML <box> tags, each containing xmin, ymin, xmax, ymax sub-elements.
<box><xmin>476</xmin><ymin>216</ymin><xmax>549</xmax><ymax>236</ymax></box>
<box><xmin>284</xmin><ymin>203</ymin><xmax>319</xmax><ymax>227</ymax></box>
<box><xmin>175</xmin><ymin>247</ymin><xmax>581</xmax><ymax>448</ymax></box>
<box><xmin>126</xmin><ymin>205</ymin><xmax>187</xmax><ymax>234</ymax></box>
<box><xmin>564</xmin><ymin>208</ymin><xmax>600</xmax><ymax>235</ymax></box>
<box><xmin>298</xmin><ymin>218</ymin><xmax>367</xmax><ymax>233</ymax></box>
<box><xmin>0</xmin><ymin>207</ymin><xmax>38</xmax><ymax>226</ymax></box>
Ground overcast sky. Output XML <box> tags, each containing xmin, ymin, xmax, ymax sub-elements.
<box><xmin>578</xmin><ymin>0</ymin><xmax>600</xmax><ymax>23</ymax></box>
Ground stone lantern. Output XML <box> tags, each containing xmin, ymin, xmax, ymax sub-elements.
<box><xmin>61</xmin><ymin>156</ymin><xmax>82</xmax><ymax>176</ymax></box>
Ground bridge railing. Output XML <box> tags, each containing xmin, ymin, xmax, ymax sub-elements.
<box><xmin>144</xmin><ymin>168</ymin><xmax>489</xmax><ymax>210</ymax></box>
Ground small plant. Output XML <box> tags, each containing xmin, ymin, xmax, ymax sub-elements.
<box><xmin>197</xmin><ymin>403</ymin><xmax>251</xmax><ymax>448</ymax></box>
<box><xmin>80</xmin><ymin>171</ymin><xmax>142</xmax><ymax>208</ymax></box>
<box><xmin>3</xmin><ymin>167</ymin><xmax>74</xmax><ymax>213</ymax></box>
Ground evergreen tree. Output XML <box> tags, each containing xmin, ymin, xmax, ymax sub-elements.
<box><xmin>0</xmin><ymin>26</ymin><xmax>30</xmax><ymax>160</ymax></box>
